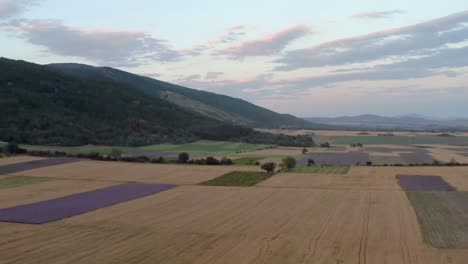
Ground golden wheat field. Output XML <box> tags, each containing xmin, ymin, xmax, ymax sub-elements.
<box><xmin>0</xmin><ymin>156</ymin><xmax>44</xmax><ymax>166</ymax></box>
<box><xmin>10</xmin><ymin>160</ymin><xmax>262</xmax><ymax>185</ymax></box>
<box><xmin>1</xmin><ymin>157</ymin><xmax>468</xmax><ymax>263</ymax></box>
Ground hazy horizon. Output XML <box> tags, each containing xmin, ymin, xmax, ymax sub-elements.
<box><xmin>1</xmin><ymin>0</ymin><xmax>468</xmax><ymax>118</ymax></box>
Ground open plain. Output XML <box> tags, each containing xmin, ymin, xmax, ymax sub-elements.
<box><xmin>0</xmin><ymin>156</ymin><xmax>468</xmax><ymax>263</ymax></box>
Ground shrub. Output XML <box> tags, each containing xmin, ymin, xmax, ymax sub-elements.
<box><xmin>282</xmin><ymin>156</ymin><xmax>296</xmax><ymax>169</ymax></box>
<box><xmin>448</xmin><ymin>157</ymin><xmax>460</xmax><ymax>166</ymax></box>
<box><xmin>28</xmin><ymin>150</ymin><xmax>52</xmax><ymax>157</ymax></box>
<box><xmin>133</xmin><ymin>156</ymin><xmax>150</xmax><ymax>163</ymax></box>
<box><xmin>87</xmin><ymin>152</ymin><xmax>101</xmax><ymax>159</ymax></box>
<box><xmin>178</xmin><ymin>152</ymin><xmax>190</xmax><ymax>163</ymax></box>
<box><xmin>366</xmin><ymin>161</ymin><xmax>372</xmax><ymax>166</ymax></box>
<box><xmin>206</xmin><ymin>156</ymin><xmax>220</xmax><ymax>165</ymax></box>
<box><xmin>110</xmin><ymin>149</ymin><xmax>123</xmax><ymax>159</ymax></box>
<box><xmin>307</xmin><ymin>159</ymin><xmax>315</xmax><ymax>166</ymax></box>
<box><xmin>220</xmin><ymin>157</ymin><xmax>233</xmax><ymax>165</ymax></box>
<box><xmin>261</xmin><ymin>162</ymin><xmax>276</xmax><ymax>174</ymax></box>
<box><xmin>301</xmin><ymin>147</ymin><xmax>308</xmax><ymax>154</ymax></box>
<box><xmin>151</xmin><ymin>156</ymin><xmax>165</xmax><ymax>163</ymax></box>
<box><xmin>5</xmin><ymin>142</ymin><xmax>26</xmax><ymax>154</ymax></box>
<box><xmin>320</xmin><ymin>142</ymin><xmax>330</xmax><ymax>148</ymax></box>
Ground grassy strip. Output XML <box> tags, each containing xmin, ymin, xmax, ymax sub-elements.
<box><xmin>288</xmin><ymin>165</ymin><xmax>350</xmax><ymax>174</ymax></box>
<box><xmin>405</xmin><ymin>192</ymin><xmax>431</xmax><ymax>246</ymax></box>
<box><xmin>232</xmin><ymin>157</ymin><xmax>264</xmax><ymax>165</ymax></box>
<box><xmin>201</xmin><ymin>171</ymin><xmax>273</xmax><ymax>186</ymax></box>
<box><xmin>0</xmin><ymin>176</ymin><xmax>51</xmax><ymax>189</ymax></box>
<box><xmin>20</xmin><ymin>140</ymin><xmax>273</xmax><ymax>155</ymax></box>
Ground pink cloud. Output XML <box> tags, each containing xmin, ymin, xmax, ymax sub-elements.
<box><xmin>182</xmin><ymin>25</ymin><xmax>247</xmax><ymax>56</ymax></box>
<box><xmin>216</xmin><ymin>24</ymin><xmax>311</xmax><ymax>59</ymax></box>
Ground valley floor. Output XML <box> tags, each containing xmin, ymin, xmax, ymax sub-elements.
<box><xmin>0</xmin><ymin>157</ymin><xmax>468</xmax><ymax>263</ymax></box>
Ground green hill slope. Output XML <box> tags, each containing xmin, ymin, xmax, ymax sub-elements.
<box><xmin>0</xmin><ymin>58</ymin><xmax>314</xmax><ymax>147</ymax></box>
<box><xmin>48</xmin><ymin>63</ymin><xmax>317</xmax><ymax>128</ymax></box>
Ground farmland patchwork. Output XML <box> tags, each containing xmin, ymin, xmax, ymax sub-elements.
<box><xmin>407</xmin><ymin>192</ymin><xmax>468</xmax><ymax>248</ymax></box>
<box><xmin>0</xmin><ymin>158</ymin><xmax>80</xmax><ymax>175</ymax></box>
<box><xmin>398</xmin><ymin>175</ymin><xmax>456</xmax><ymax>192</ymax></box>
<box><xmin>0</xmin><ymin>183</ymin><xmax>176</xmax><ymax>224</ymax></box>
<box><xmin>399</xmin><ymin>174</ymin><xmax>468</xmax><ymax>248</ymax></box>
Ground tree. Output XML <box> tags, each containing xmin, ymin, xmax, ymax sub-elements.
<box><xmin>448</xmin><ymin>157</ymin><xmax>459</xmax><ymax>165</ymax></box>
<box><xmin>282</xmin><ymin>156</ymin><xmax>297</xmax><ymax>169</ymax></box>
<box><xmin>110</xmin><ymin>149</ymin><xmax>122</xmax><ymax>159</ymax></box>
<box><xmin>178</xmin><ymin>152</ymin><xmax>190</xmax><ymax>163</ymax></box>
<box><xmin>205</xmin><ymin>156</ymin><xmax>220</xmax><ymax>165</ymax></box>
<box><xmin>301</xmin><ymin>147</ymin><xmax>308</xmax><ymax>155</ymax></box>
<box><xmin>261</xmin><ymin>162</ymin><xmax>276</xmax><ymax>174</ymax></box>
<box><xmin>220</xmin><ymin>157</ymin><xmax>233</xmax><ymax>165</ymax></box>
<box><xmin>6</xmin><ymin>142</ymin><xmax>26</xmax><ymax>154</ymax></box>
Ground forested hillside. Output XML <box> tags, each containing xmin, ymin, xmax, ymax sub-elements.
<box><xmin>0</xmin><ymin>58</ymin><xmax>314</xmax><ymax>146</ymax></box>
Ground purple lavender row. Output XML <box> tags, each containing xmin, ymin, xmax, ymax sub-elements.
<box><xmin>0</xmin><ymin>158</ymin><xmax>81</xmax><ymax>175</ymax></box>
<box><xmin>0</xmin><ymin>183</ymin><xmax>176</xmax><ymax>224</ymax></box>
<box><xmin>398</xmin><ymin>175</ymin><xmax>456</xmax><ymax>192</ymax></box>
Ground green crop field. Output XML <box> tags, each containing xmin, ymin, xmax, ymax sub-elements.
<box><xmin>0</xmin><ymin>176</ymin><xmax>51</xmax><ymax>189</ymax></box>
<box><xmin>19</xmin><ymin>140</ymin><xmax>273</xmax><ymax>155</ymax></box>
<box><xmin>406</xmin><ymin>191</ymin><xmax>468</xmax><ymax>249</ymax></box>
<box><xmin>201</xmin><ymin>171</ymin><xmax>273</xmax><ymax>186</ymax></box>
<box><xmin>328</xmin><ymin>135</ymin><xmax>468</xmax><ymax>146</ymax></box>
<box><xmin>289</xmin><ymin>165</ymin><xmax>350</xmax><ymax>174</ymax></box>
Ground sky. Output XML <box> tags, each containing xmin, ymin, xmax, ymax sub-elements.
<box><xmin>1</xmin><ymin>0</ymin><xmax>468</xmax><ymax>118</ymax></box>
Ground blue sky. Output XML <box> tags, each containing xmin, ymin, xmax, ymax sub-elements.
<box><xmin>1</xmin><ymin>0</ymin><xmax>468</xmax><ymax>118</ymax></box>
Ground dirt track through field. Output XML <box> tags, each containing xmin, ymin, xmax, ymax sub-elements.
<box><xmin>1</xmin><ymin>165</ymin><xmax>468</xmax><ymax>263</ymax></box>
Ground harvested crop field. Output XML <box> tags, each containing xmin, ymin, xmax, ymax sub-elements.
<box><xmin>0</xmin><ymin>183</ymin><xmax>175</xmax><ymax>224</ymax></box>
<box><xmin>329</xmin><ymin>135</ymin><xmax>468</xmax><ymax>145</ymax></box>
<box><xmin>0</xmin><ymin>158</ymin><xmax>80</xmax><ymax>175</ymax></box>
<box><xmin>1</xmin><ymin>164</ymin><xmax>468</xmax><ymax>263</ymax></box>
<box><xmin>289</xmin><ymin>165</ymin><xmax>350</xmax><ymax>174</ymax></box>
<box><xmin>407</xmin><ymin>191</ymin><xmax>468</xmax><ymax>249</ymax></box>
<box><xmin>0</xmin><ymin>156</ymin><xmax>44</xmax><ymax>166</ymax></box>
<box><xmin>1</xmin><ymin>182</ymin><xmax>468</xmax><ymax>263</ymax></box>
<box><xmin>0</xmin><ymin>179</ymin><xmax>118</xmax><ymax>209</ymax></box>
<box><xmin>426</xmin><ymin>148</ymin><xmax>468</xmax><ymax>164</ymax></box>
<box><xmin>11</xmin><ymin>160</ymin><xmax>262</xmax><ymax>185</ymax></box>
<box><xmin>298</xmin><ymin>151</ymin><xmax>370</xmax><ymax>166</ymax></box>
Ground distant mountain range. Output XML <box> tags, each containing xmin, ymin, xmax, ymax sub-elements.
<box><xmin>305</xmin><ymin>115</ymin><xmax>468</xmax><ymax>131</ymax></box>
<box><xmin>0</xmin><ymin>57</ymin><xmax>321</xmax><ymax>146</ymax></box>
